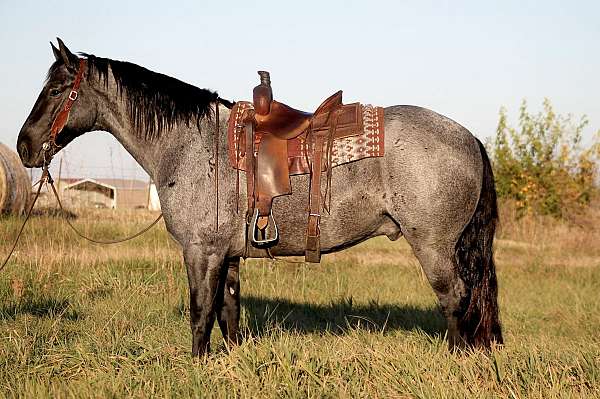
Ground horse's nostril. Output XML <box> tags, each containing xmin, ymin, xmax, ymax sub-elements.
<box><xmin>18</xmin><ymin>142</ymin><xmax>29</xmax><ymax>161</ymax></box>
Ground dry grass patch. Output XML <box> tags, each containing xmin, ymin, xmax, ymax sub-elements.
<box><xmin>0</xmin><ymin>205</ymin><xmax>598</xmax><ymax>397</ymax></box>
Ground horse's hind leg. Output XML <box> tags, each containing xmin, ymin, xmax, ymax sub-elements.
<box><xmin>409</xmin><ymin>242</ymin><xmax>467</xmax><ymax>349</ymax></box>
<box><xmin>405</xmin><ymin>159</ymin><xmax>504</xmax><ymax>351</ymax></box>
<box><xmin>215</xmin><ymin>257</ymin><xmax>241</xmax><ymax>346</ymax></box>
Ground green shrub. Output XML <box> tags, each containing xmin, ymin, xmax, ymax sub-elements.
<box><xmin>488</xmin><ymin>99</ymin><xmax>600</xmax><ymax>218</ymax></box>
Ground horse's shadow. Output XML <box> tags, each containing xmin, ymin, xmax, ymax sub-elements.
<box><xmin>241</xmin><ymin>295</ymin><xmax>445</xmax><ymax>337</ymax></box>
<box><xmin>0</xmin><ymin>296</ymin><xmax>81</xmax><ymax>321</ymax></box>
<box><xmin>1</xmin><ymin>293</ymin><xmax>444</xmax><ymax>338</ymax></box>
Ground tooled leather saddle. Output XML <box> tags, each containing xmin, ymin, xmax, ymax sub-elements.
<box><xmin>227</xmin><ymin>71</ymin><xmax>385</xmax><ymax>263</ymax></box>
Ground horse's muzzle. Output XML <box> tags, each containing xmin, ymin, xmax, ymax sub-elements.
<box><xmin>17</xmin><ymin>138</ymin><xmax>45</xmax><ymax>168</ymax></box>
<box><xmin>17</xmin><ymin>141</ymin><xmax>30</xmax><ymax>164</ymax></box>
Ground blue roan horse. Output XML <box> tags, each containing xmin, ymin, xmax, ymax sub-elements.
<box><xmin>17</xmin><ymin>39</ymin><xmax>502</xmax><ymax>356</ymax></box>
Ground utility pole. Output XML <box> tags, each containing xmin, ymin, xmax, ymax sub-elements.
<box><xmin>147</xmin><ymin>176</ymin><xmax>152</xmax><ymax>210</ymax></box>
<box><xmin>57</xmin><ymin>156</ymin><xmax>63</xmax><ymax>192</ymax></box>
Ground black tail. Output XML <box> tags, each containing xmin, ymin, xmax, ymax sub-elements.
<box><xmin>454</xmin><ymin>138</ymin><xmax>503</xmax><ymax>348</ymax></box>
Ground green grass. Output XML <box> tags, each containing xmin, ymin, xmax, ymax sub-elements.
<box><xmin>0</xmin><ymin>211</ymin><xmax>599</xmax><ymax>398</ymax></box>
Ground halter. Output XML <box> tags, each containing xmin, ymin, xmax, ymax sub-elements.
<box><xmin>44</xmin><ymin>58</ymin><xmax>87</xmax><ymax>154</ymax></box>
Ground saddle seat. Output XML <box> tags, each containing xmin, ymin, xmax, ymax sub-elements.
<box><xmin>254</xmin><ymin>101</ymin><xmax>311</xmax><ymax>140</ymax></box>
<box><xmin>254</xmin><ymin>91</ymin><xmax>343</xmax><ymax>140</ymax></box>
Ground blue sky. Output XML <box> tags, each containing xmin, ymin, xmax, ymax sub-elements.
<box><xmin>1</xmin><ymin>0</ymin><xmax>598</xmax><ymax>179</ymax></box>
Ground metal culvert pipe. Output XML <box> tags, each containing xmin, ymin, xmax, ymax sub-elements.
<box><xmin>0</xmin><ymin>142</ymin><xmax>31</xmax><ymax>215</ymax></box>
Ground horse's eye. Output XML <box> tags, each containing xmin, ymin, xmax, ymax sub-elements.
<box><xmin>50</xmin><ymin>89</ymin><xmax>61</xmax><ymax>97</ymax></box>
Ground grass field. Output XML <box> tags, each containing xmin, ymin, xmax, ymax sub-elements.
<box><xmin>0</xmin><ymin>206</ymin><xmax>599</xmax><ymax>398</ymax></box>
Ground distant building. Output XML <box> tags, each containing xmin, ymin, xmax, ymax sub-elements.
<box><xmin>31</xmin><ymin>177</ymin><xmax>160</xmax><ymax>210</ymax></box>
<box><xmin>32</xmin><ymin>177</ymin><xmax>162</xmax><ymax>210</ymax></box>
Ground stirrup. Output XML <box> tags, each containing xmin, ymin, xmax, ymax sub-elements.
<box><xmin>250</xmin><ymin>209</ymin><xmax>279</xmax><ymax>249</ymax></box>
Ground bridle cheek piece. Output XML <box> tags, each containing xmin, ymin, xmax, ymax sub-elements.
<box><xmin>45</xmin><ymin>58</ymin><xmax>86</xmax><ymax>157</ymax></box>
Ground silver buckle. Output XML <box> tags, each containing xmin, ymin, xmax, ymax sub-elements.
<box><xmin>68</xmin><ymin>90</ymin><xmax>78</xmax><ymax>101</ymax></box>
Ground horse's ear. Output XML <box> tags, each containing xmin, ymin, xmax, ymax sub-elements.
<box><xmin>50</xmin><ymin>41</ymin><xmax>61</xmax><ymax>62</ymax></box>
<box><xmin>56</xmin><ymin>37</ymin><xmax>78</xmax><ymax>70</ymax></box>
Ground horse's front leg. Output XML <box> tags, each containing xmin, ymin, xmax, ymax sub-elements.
<box><xmin>183</xmin><ymin>244</ymin><xmax>225</xmax><ymax>357</ymax></box>
<box><xmin>216</xmin><ymin>257</ymin><xmax>241</xmax><ymax>347</ymax></box>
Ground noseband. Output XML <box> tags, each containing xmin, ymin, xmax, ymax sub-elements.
<box><xmin>44</xmin><ymin>58</ymin><xmax>87</xmax><ymax>156</ymax></box>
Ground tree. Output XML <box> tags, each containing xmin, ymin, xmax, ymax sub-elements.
<box><xmin>488</xmin><ymin>99</ymin><xmax>600</xmax><ymax>218</ymax></box>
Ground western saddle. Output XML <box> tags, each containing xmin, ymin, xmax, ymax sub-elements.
<box><xmin>228</xmin><ymin>71</ymin><xmax>383</xmax><ymax>263</ymax></box>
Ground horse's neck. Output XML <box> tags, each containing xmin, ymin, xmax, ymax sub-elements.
<box><xmin>89</xmin><ymin>74</ymin><xmax>190</xmax><ymax>181</ymax></box>
<box><xmin>88</xmin><ymin>67</ymin><xmax>225</xmax><ymax>188</ymax></box>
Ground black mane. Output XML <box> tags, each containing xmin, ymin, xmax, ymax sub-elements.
<box><xmin>81</xmin><ymin>54</ymin><xmax>220</xmax><ymax>140</ymax></box>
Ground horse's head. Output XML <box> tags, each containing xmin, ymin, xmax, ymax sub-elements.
<box><xmin>17</xmin><ymin>38</ymin><xmax>97</xmax><ymax>168</ymax></box>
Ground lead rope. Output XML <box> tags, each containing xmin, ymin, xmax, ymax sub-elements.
<box><xmin>46</xmin><ymin>171</ymin><xmax>163</xmax><ymax>244</ymax></box>
<box><xmin>1</xmin><ymin>168</ymin><xmax>164</xmax><ymax>273</ymax></box>
<box><xmin>0</xmin><ymin>167</ymin><xmax>48</xmax><ymax>272</ymax></box>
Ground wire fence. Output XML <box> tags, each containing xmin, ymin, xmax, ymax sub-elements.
<box><xmin>28</xmin><ymin>144</ymin><xmax>148</xmax><ymax>183</ymax></box>
<box><xmin>25</xmin><ymin>145</ymin><xmax>159</xmax><ymax>211</ymax></box>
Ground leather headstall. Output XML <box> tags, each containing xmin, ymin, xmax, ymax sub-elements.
<box><xmin>46</xmin><ymin>58</ymin><xmax>87</xmax><ymax>153</ymax></box>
